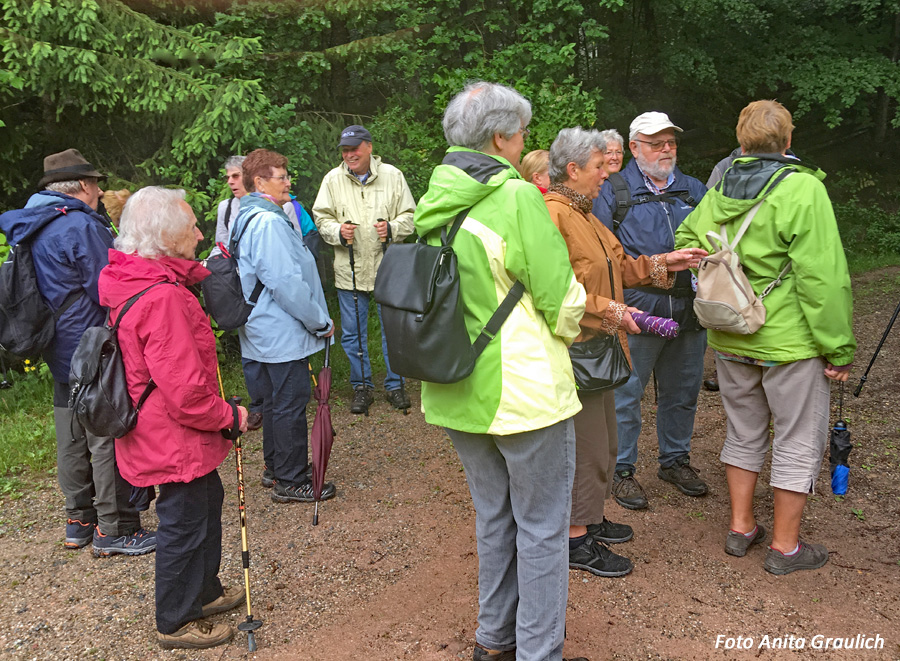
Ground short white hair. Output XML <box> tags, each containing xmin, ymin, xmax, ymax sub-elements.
<box><xmin>115</xmin><ymin>187</ymin><xmax>193</xmax><ymax>259</ymax></box>
<box><xmin>600</xmin><ymin>129</ymin><xmax>624</xmax><ymax>149</ymax></box>
<box><xmin>442</xmin><ymin>81</ymin><xmax>532</xmax><ymax>151</ymax></box>
<box><xmin>46</xmin><ymin>178</ymin><xmax>95</xmax><ymax>195</ymax></box>
<box><xmin>224</xmin><ymin>155</ymin><xmax>245</xmax><ymax>171</ymax></box>
<box><xmin>548</xmin><ymin>127</ymin><xmax>606</xmax><ymax>184</ymax></box>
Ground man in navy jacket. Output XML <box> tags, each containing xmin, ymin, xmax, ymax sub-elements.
<box><xmin>0</xmin><ymin>150</ymin><xmax>155</xmax><ymax>556</ymax></box>
<box><xmin>592</xmin><ymin>113</ymin><xmax>709</xmax><ymax>510</ymax></box>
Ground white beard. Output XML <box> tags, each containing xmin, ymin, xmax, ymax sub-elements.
<box><xmin>636</xmin><ymin>153</ymin><xmax>676</xmax><ymax>182</ymax></box>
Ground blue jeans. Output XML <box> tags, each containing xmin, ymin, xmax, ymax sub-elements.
<box><xmin>242</xmin><ymin>359</ymin><xmax>311</xmax><ymax>487</ymax></box>
<box><xmin>615</xmin><ymin>329</ymin><xmax>707</xmax><ymax>472</ymax></box>
<box><xmin>337</xmin><ymin>288</ymin><xmax>402</xmax><ymax>391</ymax></box>
<box><xmin>446</xmin><ymin>419</ymin><xmax>575</xmax><ymax>661</ymax></box>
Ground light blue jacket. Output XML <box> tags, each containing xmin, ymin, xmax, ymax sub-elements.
<box><xmin>231</xmin><ymin>194</ymin><xmax>332</xmax><ymax>363</ymax></box>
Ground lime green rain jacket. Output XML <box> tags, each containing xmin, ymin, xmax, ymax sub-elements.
<box><xmin>675</xmin><ymin>156</ymin><xmax>855</xmax><ymax>366</ymax></box>
<box><xmin>414</xmin><ymin>147</ymin><xmax>586</xmax><ymax>435</ymax></box>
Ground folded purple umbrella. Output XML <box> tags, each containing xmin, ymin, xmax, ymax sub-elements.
<box><xmin>310</xmin><ymin>342</ymin><xmax>334</xmax><ymax>526</ymax></box>
<box><xmin>631</xmin><ymin>311</ymin><xmax>680</xmax><ymax>339</ymax></box>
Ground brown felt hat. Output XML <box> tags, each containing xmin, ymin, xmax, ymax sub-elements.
<box><xmin>38</xmin><ymin>149</ymin><xmax>106</xmax><ymax>188</ymax></box>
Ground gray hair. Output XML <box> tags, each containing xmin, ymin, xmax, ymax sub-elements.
<box><xmin>224</xmin><ymin>155</ymin><xmax>245</xmax><ymax>171</ymax></box>
<box><xmin>442</xmin><ymin>81</ymin><xmax>532</xmax><ymax>151</ymax></box>
<box><xmin>46</xmin><ymin>178</ymin><xmax>96</xmax><ymax>195</ymax></box>
<box><xmin>548</xmin><ymin>127</ymin><xmax>606</xmax><ymax>184</ymax></box>
<box><xmin>600</xmin><ymin>129</ymin><xmax>624</xmax><ymax>149</ymax></box>
<box><xmin>115</xmin><ymin>187</ymin><xmax>193</xmax><ymax>259</ymax></box>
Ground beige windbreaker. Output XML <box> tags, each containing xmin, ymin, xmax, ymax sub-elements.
<box><xmin>312</xmin><ymin>155</ymin><xmax>416</xmax><ymax>291</ymax></box>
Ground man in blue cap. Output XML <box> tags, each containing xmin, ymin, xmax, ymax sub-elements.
<box><xmin>313</xmin><ymin>125</ymin><xmax>416</xmax><ymax>415</ymax></box>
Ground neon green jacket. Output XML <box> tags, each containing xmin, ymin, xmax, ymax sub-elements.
<box><xmin>675</xmin><ymin>156</ymin><xmax>855</xmax><ymax>366</ymax></box>
<box><xmin>414</xmin><ymin>148</ymin><xmax>586</xmax><ymax>435</ymax></box>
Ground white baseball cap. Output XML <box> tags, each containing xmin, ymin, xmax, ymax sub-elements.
<box><xmin>629</xmin><ymin>112</ymin><xmax>683</xmax><ymax>141</ymax></box>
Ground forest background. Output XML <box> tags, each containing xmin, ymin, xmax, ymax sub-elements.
<box><xmin>1</xmin><ymin>0</ymin><xmax>900</xmax><ymax>268</ymax></box>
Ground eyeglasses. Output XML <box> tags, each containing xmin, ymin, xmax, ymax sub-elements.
<box><xmin>634</xmin><ymin>138</ymin><xmax>678</xmax><ymax>152</ymax></box>
<box><xmin>520</xmin><ymin>127</ymin><xmax>531</xmax><ymax>139</ymax></box>
<box><xmin>605</xmin><ymin>149</ymin><xmax>624</xmax><ymax>158</ymax></box>
<box><xmin>263</xmin><ymin>174</ymin><xmax>291</xmax><ymax>183</ymax></box>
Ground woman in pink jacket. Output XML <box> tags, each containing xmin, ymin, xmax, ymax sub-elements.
<box><xmin>99</xmin><ymin>187</ymin><xmax>249</xmax><ymax>650</ymax></box>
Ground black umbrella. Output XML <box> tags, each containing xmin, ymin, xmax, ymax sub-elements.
<box><xmin>830</xmin><ymin>382</ymin><xmax>852</xmax><ymax>495</ymax></box>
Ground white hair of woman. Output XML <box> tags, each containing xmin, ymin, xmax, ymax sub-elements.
<box><xmin>548</xmin><ymin>127</ymin><xmax>607</xmax><ymax>184</ymax></box>
<box><xmin>223</xmin><ymin>155</ymin><xmax>245</xmax><ymax>171</ymax></box>
<box><xmin>600</xmin><ymin>129</ymin><xmax>623</xmax><ymax>149</ymax></box>
<box><xmin>442</xmin><ymin>80</ymin><xmax>533</xmax><ymax>151</ymax></box>
<box><xmin>116</xmin><ymin>187</ymin><xmax>193</xmax><ymax>258</ymax></box>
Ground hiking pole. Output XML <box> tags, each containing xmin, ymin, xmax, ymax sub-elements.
<box><xmin>215</xmin><ymin>361</ymin><xmax>263</xmax><ymax>652</ymax></box>
<box><xmin>854</xmin><ymin>295</ymin><xmax>900</xmax><ymax>397</ymax></box>
<box><xmin>378</xmin><ymin>217</ymin><xmax>388</xmax><ymax>254</ymax></box>
<box><xmin>347</xmin><ymin>230</ymin><xmax>370</xmax><ymax>416</ymax></box>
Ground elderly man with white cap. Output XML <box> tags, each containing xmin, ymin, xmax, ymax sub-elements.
<box><xmin>591</xmin><ymin>112</ymin><xmax>709</xmax><ymax>511</ymax></box>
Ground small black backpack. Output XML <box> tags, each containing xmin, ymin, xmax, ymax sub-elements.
<box><xmin>0</xmin><ymin>207</ymin><xmax>83</xmax><ymax>357</ymax></box>
<box><xmin>201</xmin><ymin>213</ymin><xmax>263</xmax><ymax>332</ymax></box>
<box><xmin>68</xmin><ymin>284</ymin><xmax>162</xmax><ymax>438</ymax></box>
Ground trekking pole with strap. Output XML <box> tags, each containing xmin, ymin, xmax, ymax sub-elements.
<box><xmin>854</xmin><ymin>295</ymin><xmax>900</xmax><ymax>397</ymax></box>
<box><xmin>214</xmin><ymin>353</ymin><xmax>263</xmax><ymax>651</ymax></box>
<box><xmin>347</xmin><ymin>226</ymin><xmax>370</xmax><ymax>415</ymax></box>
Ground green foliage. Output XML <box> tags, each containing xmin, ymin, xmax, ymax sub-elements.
<box><xmin>0</xmin><ymin>359</ymin><xmax>56</xmax><ymax>477</ymax></box>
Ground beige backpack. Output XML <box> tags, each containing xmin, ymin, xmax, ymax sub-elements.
<box><xmin>693</xmin><ymin>175</ymin><xmax>793</xmax><ymax>334</ymax></box>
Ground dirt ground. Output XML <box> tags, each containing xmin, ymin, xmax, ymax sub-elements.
<box><xmin>1</xmin><ymin>269</ymin><xmax>899</xmax><ymax>661</ymax></box>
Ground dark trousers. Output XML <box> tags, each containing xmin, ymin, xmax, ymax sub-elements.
<box><xmin>155</xmin><ymin>470</ymin><xmax>224</xmax><ymax>634</ymax></box>
<box><xmin>241</xmin><ymin>358</ymin><xmax>311</xmax><ymax>487</ymax></box>
<box><xmin>52</xmin><ymin>380</ymin><xmax>141</xmax><ymax>535</ymax></box>
<box><xmin>241</xmin><ymin>358</ymin><xmax>264</xmax><ymax>414</ymax></box>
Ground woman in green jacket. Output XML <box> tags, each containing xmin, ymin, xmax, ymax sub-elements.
<box><xmin>676</xmin><ymin>100</ymin><xmax>855</xmax><ymax>576</ymax></box>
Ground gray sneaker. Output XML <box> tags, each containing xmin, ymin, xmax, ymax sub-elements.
<box><xmin>657</xmin><ymin>457</ymin><xmax>708</xmax><ymax>496</ymax></box>
<box><xmin>612</xmin><ymin>470</ymin><xmax>648</xmax><ymax>510</ymax></box>
<box><xmin>724</xmin><ymin>524</ymin><xmax>766</xmax><ymax>557</ymax></box>
<box><xmin>764</xmin><ymin>541</ymin><xmax>829</xmax><ymax>575</ymax></box>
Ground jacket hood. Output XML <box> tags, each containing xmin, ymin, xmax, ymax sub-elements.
<box><xmin>415</xmin><ymin>148</ymin><xmax>518</xmax><ymax>235</ymax></box>
<box><xmin>99</xmin><ymin>250</ymin><xmax>209</xmax><ymax>309</ymax></box>
<box><xmin>704</xmin><ymin>156</ymin><xmax>826</xmax><ymax>226</ymax></box>
<box><xmin>0</xmin><ymin>192</ymin><xmax>104</xmax><ymax>244</ymax></box>
<box><xmin>240</xmin><ymin>192</ymin><xmax>292</xmax><ymax>221</ymax></box>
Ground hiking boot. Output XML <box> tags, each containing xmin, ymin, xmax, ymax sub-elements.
<box><xmin>350</xmin><ymin>386</ymin><xmax>374</xmax><ymax>414</ymax></box>
<box><xmin>612</xmin><ymin>470</ymin><xmax>648</xmax><ymax>510</ymax></box>
<box><xmin>569</xmin><ymin>538</ymin><xmax>633</xmax><ymax>577</ymax></box>
<box><xmin>473</xmin><ymin>643</ymin><xmax>516</xmax><ymax>661</ymax></box>
<box><xmin>386</xmin><ymin>386</ymin><xmax>410</xmax><ymax>410</ymax></box>
<box><xmin>587</xmin><ymin>517</ymin><xmax>633</xmax><ymax>544</ymax></box>
<box><xmin>246</xmin><ymin>411</ymin><xmax>263</xmax><ymax>431</ymax></box>
<box><xmin>725</xmin><ymin>524</ymin><xmax>766</xmax><ymax>557</ymax></box>
<box><xmin>657</xmin><ymin>457</ymin><xmax>708</xmax><ymax>496</ymax></box>
<box><xmin>764</xmin><ymin>541</ymin><xmax>829</xmax><ymax>575</ymax></box>
<box><xmin>64</xmin><ymin>518</ymin><xmax>96</xmax><ymax>549</ymax></box>
<box><xmin>201</xmin><ymin>585</ymin><xmax>246</xmax><ymax>617</ymax></box>
<box><xmin>261</xmin><ymin>465</ymin><xmax>275</xmax><ymax>489</ymax></box>
<box><xmin>271</xmin><ymin>481</ymin><xmax>336</xmax><ymax>504</ymax></box>
<box><xmin>92</xmin><ymin>528</ymin><xmax>157</xmax><ymax>557</ymax></box>
<box><xmin>158</xmin><ymin>619</ymin><xmax>234</xmax><ymax>650</ymax></box>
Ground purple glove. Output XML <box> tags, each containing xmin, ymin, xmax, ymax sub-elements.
<box><xmin>631</xmin><ymin>311</ymin><xmax>680</xmax><ymax>339</ymax></box>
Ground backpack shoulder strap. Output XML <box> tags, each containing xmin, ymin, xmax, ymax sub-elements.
<box><xmin>608</xmin><ymin>172</ymin><xmax>631</xmax><ymax>233</ymax></box>
<box><xmin>223</xmin><ymin>198</ymin><xmax>235</xmax><ymax>230</ymax></box>
<box><xmin>108</xmin><ymin>282</ymin><xmax>170</xmax><ymax>331</ymax></box>
<box><xmin>472</xmin><ymin>281</ymin><xmax>526</xmax><ymax>357</ymax></box>
<box><xmin>228</xmin><ymin>211</ymin><xmax>265</xmax><ymax>304</ymax></box>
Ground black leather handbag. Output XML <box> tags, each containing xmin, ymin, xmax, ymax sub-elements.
<box><xmin>375</xmin><ymin>206</ymin><xmax>524</xmax><ymax>384</ymax></box>
<box><xmin>568</xmin><ymin>225</ymin><xmax>631</xmax><ymax>392</ymax></box>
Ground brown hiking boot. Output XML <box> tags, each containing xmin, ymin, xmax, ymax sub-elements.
<box><xmin>158</xmin><ymin>619</ymin><xmax>233</xmax><ymax>650</ymax></box>
<box><xmin>201</xmin><ymin>585</ymin><xmax>245</xmax><ymax>617</ymax></box>
<box><xmin>612</xmin><ymin>469</ymin><xmax>648</xmax><ymax>510</ymax></box>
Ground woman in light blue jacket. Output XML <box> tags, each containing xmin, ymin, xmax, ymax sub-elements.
<box><xmin>230</xmin><ymin>149</ymin><xmax>335</xmax><ymax>504</ymax></box>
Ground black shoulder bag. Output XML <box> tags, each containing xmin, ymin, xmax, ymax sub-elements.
<box><xmin>567</xmin><ymin>219</ymin><xmax>632</xmax><ymax>392</ymax></box>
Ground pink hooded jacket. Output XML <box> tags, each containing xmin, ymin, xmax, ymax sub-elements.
<box><xmin>98</xmin><ymin>250</ymin><xmax>234</xmax><ymax>487</ymax></box>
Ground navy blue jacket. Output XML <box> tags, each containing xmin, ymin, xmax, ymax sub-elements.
<box><xmin>0</xmin><ymin>192</ymin><xmax>115</xmax><ymax>382</ymax></box>
<box><xmin>592</xmin><ymin>159</ymin><xmax>707</xmax><ymax>328</ymax></box>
